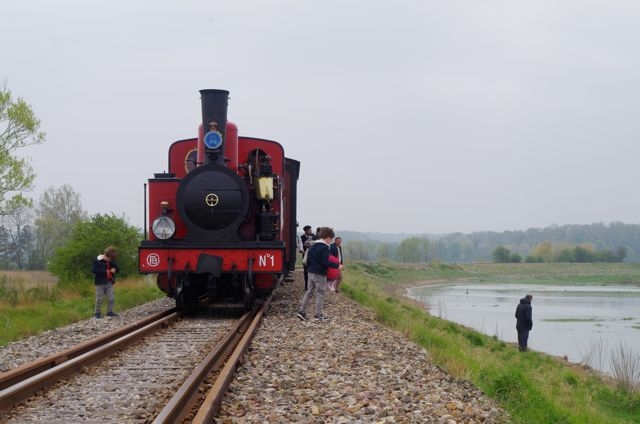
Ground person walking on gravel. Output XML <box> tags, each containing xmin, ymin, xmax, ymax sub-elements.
<box><xmin>515</xmin><ymin>294</ymin><xmax>533</xmax><ymax>351</ymax></box>
<box><xmin>92</xmin><ymin>246</ymin><xmax>120</xmax><ymax>318</ymax></box>
<box><xmin>329</xmin><ymin>236</ymin><xmax>344</xmax><ymax>292</ymax></box>
<box><xmin>296</xmin><ymin>227</ymin><xmax>343</xmax><ymax>321</ymax></box>
<box><xmin>300</xmin><ymin>225</ymin><xmax>317</xmax><ymax>291</ymax></box>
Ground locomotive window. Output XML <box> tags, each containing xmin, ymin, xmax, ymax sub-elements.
<box><xmin>248</xmin><ymin>149</ymin><xmax>267</xmax><ymax>162</ymax></box>
<box><xmin>248</xmin><ymin>149</ymin><xmax>268</xmax><ymax>174</ymax></box>
<box><xmin>184</xmin><ymin>149</ymin><xmax>198</xmax><ymax>173</ymax></box>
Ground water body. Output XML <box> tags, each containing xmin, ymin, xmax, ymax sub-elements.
<box><xmin>406</xmin><ymin>283</ymin><xmax>640</xmax><ymax>375</ymax></box>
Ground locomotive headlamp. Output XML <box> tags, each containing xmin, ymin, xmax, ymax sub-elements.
<box><xmin>152</xmin><ymin>216</ymin><xmax>176</xmax><ymax>240</ymax></box>
<box><xmin>204</xmin><ymin>130</ymin><xmax>223</xmax><ymax>149</ymax></box>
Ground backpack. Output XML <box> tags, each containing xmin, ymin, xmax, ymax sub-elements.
<box><xmin>302</xmin><ymin>248</ymin><xmax>310</xmax><ymax>266</ymax></box>
<box><xmin>302</xmin><ymin>240</ymin><xmax>319</xmax><ymax>266</ymax></box>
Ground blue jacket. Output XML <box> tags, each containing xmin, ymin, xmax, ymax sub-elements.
<box><xmin>307</xmin><ymin>240</ymin><xmax>340</xmax><ymax>276</ymax></box>
<box><xmin>92</xmin><ymin>255</ymin><xmax>120</xmax><ymax>285</ymax></box>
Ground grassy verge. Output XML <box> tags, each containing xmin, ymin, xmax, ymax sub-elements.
<box><xmin>0</xmin><ymin>272</ymin><xmax>165</xmax><ymax>346</ymax></box>
<box><xmin>342</xmin><ymin>262</ymin><xmax>640</xmax><ymax>424</ymax></box>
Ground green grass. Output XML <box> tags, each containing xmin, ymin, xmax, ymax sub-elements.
<box><xmin>0</xmin><ymin>274</ymin><xmax>165</xmax><ymax>346</ymax></box>
<box><xmin>2</xmin><ymin>264</ymin><xmax>639</xmax><ymax>422</ymax></box>
<box><xmin>341</xmin><ymin>262</ymin><xmax>640</xmax><ymax>424</ymax></box>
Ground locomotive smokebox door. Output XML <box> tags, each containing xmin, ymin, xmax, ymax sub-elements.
<box><xmin>177</xmin><ymin>163</ymin><xmax>249</xmax><ymax>242</ymax></box>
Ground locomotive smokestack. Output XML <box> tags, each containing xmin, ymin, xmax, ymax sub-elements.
<box><xmin>200</xmin><ymin>89</ymin><xmax>229</xmax><ymax>165</ymax></box>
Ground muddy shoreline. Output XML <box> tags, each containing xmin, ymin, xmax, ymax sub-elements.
<box><xmin>383</xmin><ymin>278</ymin><xmax>473</xmax><ymax>311</ymax></box>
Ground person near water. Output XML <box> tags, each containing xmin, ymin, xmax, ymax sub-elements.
<box><xmin>515</xmin><ymin>294</ymin><xmax>533</xmax><ymax>351</ymax></box>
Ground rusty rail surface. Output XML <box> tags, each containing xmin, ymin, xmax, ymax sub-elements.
<box><xmin>153</xmin><ymin>296</ymin><xmax>274</xmax><ymax>423</ymax></box>
<box><xmin>0</xmin><ymin>310</ymin><xmax>179</xmax><ymax>410</ymax></box>
<box><xmin>0</xmin><ymin>309</ymin><xmax>176</xmax><ymax>391</ymax></box>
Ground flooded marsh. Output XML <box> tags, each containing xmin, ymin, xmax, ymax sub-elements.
<box><xmin>407</xmin><ymin>282</ymin><xmax>640</xmax><ymax>377</ymax></box>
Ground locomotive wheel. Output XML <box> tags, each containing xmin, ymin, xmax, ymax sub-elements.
<box><xmin>176</xmin><ymin>279</ymin><xmax>185</xmax><ymax>311</ymax></box>
<box><xmin>243</xmin><ymin>277</ymin><xmax>255</xmax><ymax>311</ymax></box>
<box><xmin>176</xmin><ymin>275</ymin><xmax>197</xmax><ymax>313</ymax></box>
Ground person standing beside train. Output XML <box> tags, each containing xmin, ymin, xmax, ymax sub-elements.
<box><xmin>296</xmin><ymin>232</ymin><xmax>304</xmax><ymax>256</ymax></box>
<box><xmin>300</xmin><ymin>225</ymin><xmax>317</xmax><ymax>291</ymax></box>
<box><xmin>296</xmin><ymin>227</ymin><xmax>343</xmax><ymax>321</ymax></box>
<box><xmin>329</xmin><ymin>237</ymin><xmax>344</xmax><ymax>292</ymax></box>
<box><xmin>92</xmin><ymin>246</ymin><xmax>120</xmax><ymax>318</ymax></box>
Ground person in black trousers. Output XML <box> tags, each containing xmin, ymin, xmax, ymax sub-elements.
<box><xmin>300</xmin><ymin>225</ymin><xmax>317</xmax><ymax>291</ymax></box>
<box><xmin>329</xmin><ymin>237</ymin><xmax>344</xmax><ymax>292</ymax></box>
<box><xmin>515</xmin><ymin>294</ymin><xmax>533</xmax><ymax>351</ymax></box>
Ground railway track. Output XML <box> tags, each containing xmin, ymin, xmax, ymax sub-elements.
<box><xmin>0</xmin><ymin>298</ymin><xmax>271</xmax><ymax>422</ymax></box>
<box><xmin>0</xmin><ymin>309</ymin><xmax>179</xmax><ymax>407</ymax></box>
<box><xmin>154</xmin><ymin>299</ymin><xmax>270</xmax><ymax>423</ymax></box>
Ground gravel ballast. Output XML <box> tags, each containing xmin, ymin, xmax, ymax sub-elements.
<box><xmin>214</xmin><ymin>272</ymin><xmax>508</xmax><ymax>423</ymax></box>
<box><xmin>0</xmin><ymin>272</ymin><xmax>509</xmax><ymax>423</ymax></box>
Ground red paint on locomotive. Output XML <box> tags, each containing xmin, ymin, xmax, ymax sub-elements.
<box><xmin>139</xmin><ymin>89</ymin><xmax>300</xmax><ymax>312</ymax></box>
<box><xmin>168</xmin><ymin>138</ymin><xmax>197</xmax><ymax>178</ymax></box>
<box><xmin>146</xmin><ymin>174</ymin><xmax>187</xmax><ymax>241</ymax></box>
<box><xmin>140</xmin><ymin>248</ymin><xmax>283</xmax><ymax>273</ymax></box>
<box><xmin>225</xmin><ymin>121</ymin><xmax>239</xmax><ymax>171</ymax></box>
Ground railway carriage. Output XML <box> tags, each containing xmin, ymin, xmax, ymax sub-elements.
<box><xmin>139</xmin><ymin>89</ymin><xmax>300</xmax><ymax>312</ymax></box>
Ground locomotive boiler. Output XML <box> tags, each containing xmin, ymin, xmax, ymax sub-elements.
<box><xmin>138</xmin><ymin>89</ymin><xmax>300</xmax><ymax>312</ymax></box>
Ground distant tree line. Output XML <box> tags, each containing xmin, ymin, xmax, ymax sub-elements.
<box><xmin>492</xmin><ymin>243</ymin><xmax>627</xmax><ymax>263</ymax></box>
<box><xmin>338</xmin><ymin>222</ymin><xmax>640</xmax><ymax>264</ymax></box>
<box><xmin>0</xmin><ymin>184</ymin><xmax>141</xmax><ymax>284</ymax></box>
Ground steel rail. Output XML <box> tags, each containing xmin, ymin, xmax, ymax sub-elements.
<box><xmin>151</xmin><ymin>309</ymin><xmax>255</xmax><ymax>423</ymax></box>
<box><xmin>152</xmin><ymin>297</ymin><xmax>273</xmax><ymax>423</ymax></box>
<box><xmin>0</xmin><ymin>311</ymin><xmax>179</xmax><ymax>410</ymax></box>
<box><xmin>0</xmin><ymin>308</ymin><xmax>176</xmax><ymax>391</ymax></box>
<box><xmin>192</xmin><ymin>297</ymin><xmax>271</xmax><ymax>423</ymax></box>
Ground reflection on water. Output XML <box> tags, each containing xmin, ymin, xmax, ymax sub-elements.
<box><xmin>406</xmin><ymin>283</ymin><xmax>640</xmax><ymax>375</ymax></box>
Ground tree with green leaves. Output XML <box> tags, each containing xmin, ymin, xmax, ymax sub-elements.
<box><xmin>492</xmin><ymin>246</ymin><xmax>511</xmax><ymax>263</ymax></box>
<box><xmin>396</xmin><ymin>237</ymin><xmax>429</xmax><ymax>263</ymax></box>
<box><xmin>0</xmin><ymin>87</ymin><xmax>45</xmax><ymax>214</ymax></box>
<box><xmin>48</xmin><ymin>213</ymin><xmax>142</xmax><ymax>286</ymax></box>
<box><xmin>509</xmin><ymin>252</ymin><xmax>522</xmax><ymax>263</ymax></box>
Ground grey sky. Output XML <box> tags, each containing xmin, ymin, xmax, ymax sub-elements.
<box><xmin>3</xmin><ymin>0</ymin><xmax>640</xmax><ymax>234</ymax></box>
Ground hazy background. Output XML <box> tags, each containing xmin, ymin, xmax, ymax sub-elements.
<box><xmin>2</xmin><ymin>0</ymin><xmax>639</xmax><ymax>234</ymax></box>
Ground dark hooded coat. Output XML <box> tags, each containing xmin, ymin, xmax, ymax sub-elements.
<box><xmin>515</xmin><ymin>297</ymin><xmax>533</xmax><ymax>331</ymax></box>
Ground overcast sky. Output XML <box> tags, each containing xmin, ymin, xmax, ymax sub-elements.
<box><xmin>2</xmin><ymin>0</ymin><xmax>640</xmax><ymax>234</ymax></box>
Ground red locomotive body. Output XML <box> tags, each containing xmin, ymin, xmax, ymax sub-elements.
<box><xmin>139</xmin><ymin>89</ymin><xmax>300</xmax><ymax>312</ymax></box>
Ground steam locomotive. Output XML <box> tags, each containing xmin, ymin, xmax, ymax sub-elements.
<box><xmin>138</xmin><ymin>89</ymin><xmax>300</xmax><ymax>312</ymax></box>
